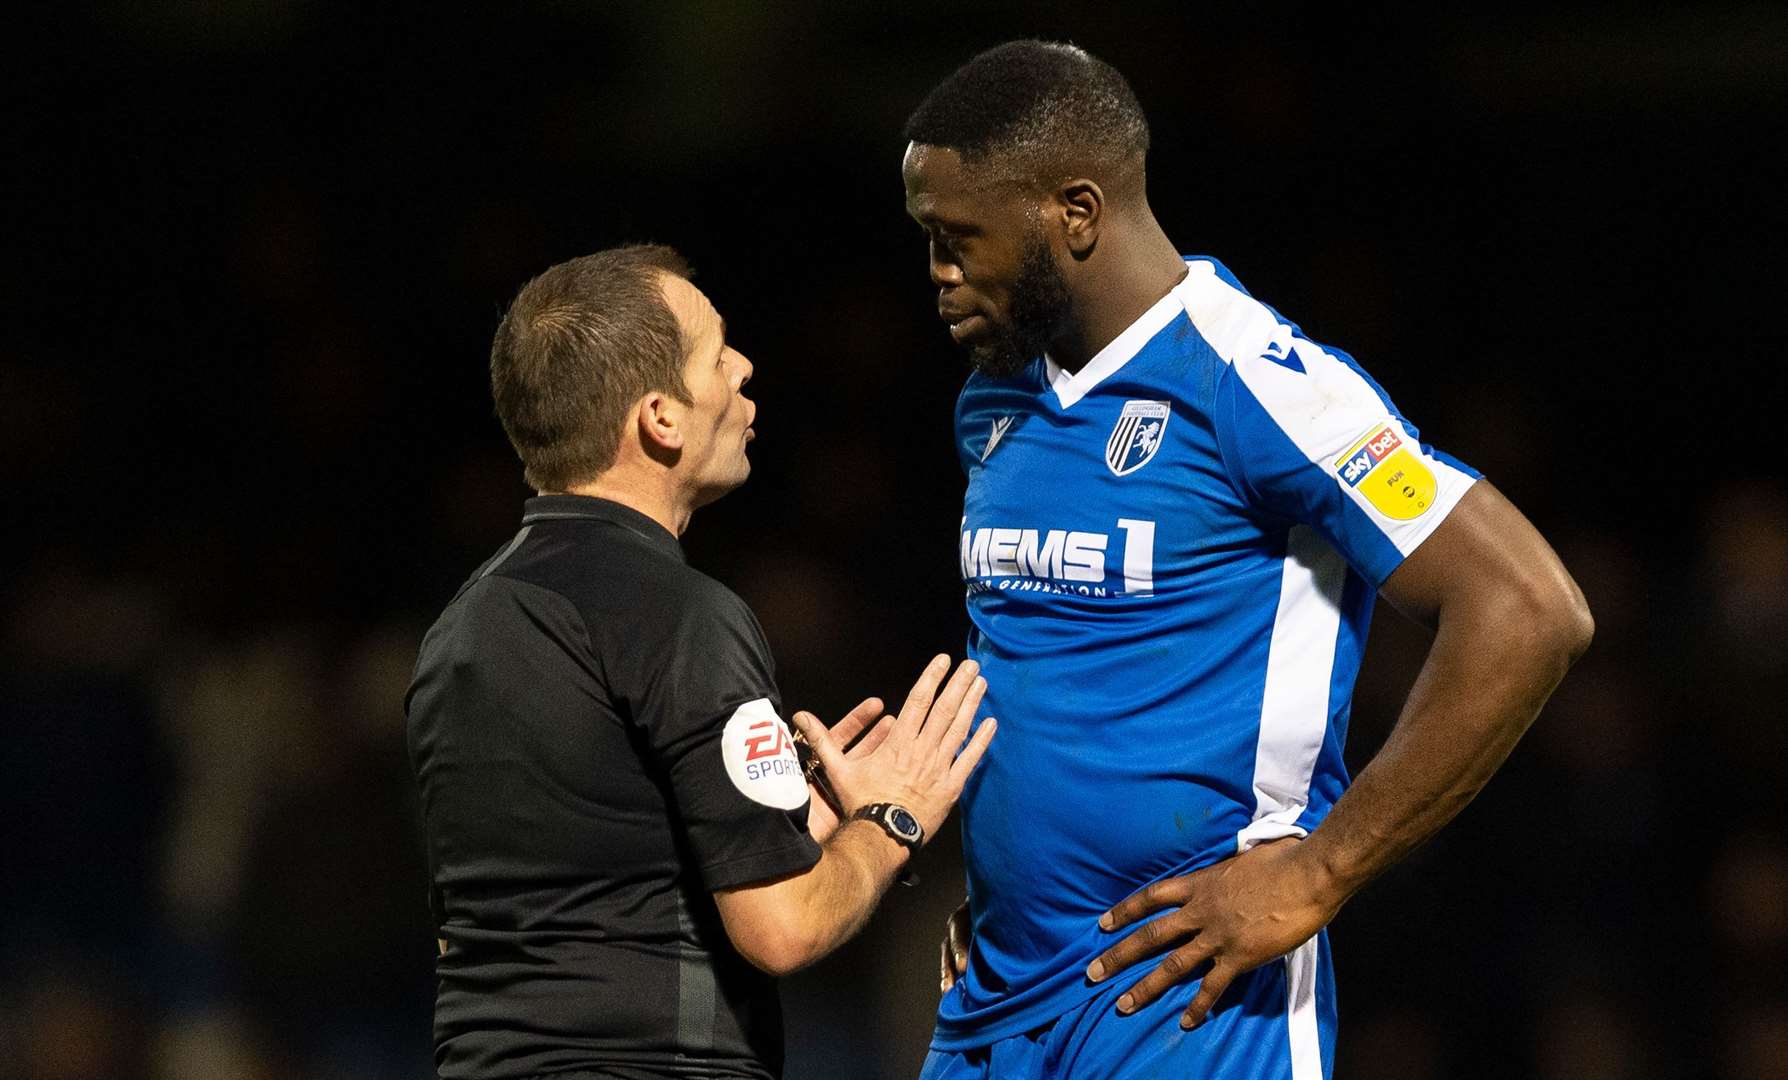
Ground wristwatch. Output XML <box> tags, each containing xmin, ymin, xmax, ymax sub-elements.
<box><xmin>851</xmin><ymin>802</ymin><xmax>924</xmax><ymax>852</ymax></box>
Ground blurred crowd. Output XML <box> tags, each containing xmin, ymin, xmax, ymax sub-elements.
<box><xmin>7</xmin><ymin>5</ymin><xmax>1785</xmax><ymax>1079</ymax></box>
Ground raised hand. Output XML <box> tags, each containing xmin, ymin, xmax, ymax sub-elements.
<box><xmin>789</xmin><ymin>655</ymin><xmax>996</xmax><ymax>842</ymax></box>
<box><xmin>794</xmin><ymin>696</ymin><xmax>885</xmax><ymax>843</ymax></box>
<box><xmin>1084</xmin><ymin>837</ymin><xmax>1341</xmax><ymax>1029</ymax></box>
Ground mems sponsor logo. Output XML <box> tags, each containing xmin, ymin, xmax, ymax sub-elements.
<box><xmin>960</xmin><ymin>519</ymin><xmax>1157</xmax><ymax>597</ymax></box>
<box><xmin>961</xmin><ymin>527</ymin><xmax>1108</xmax><ymax>582</ymax></box>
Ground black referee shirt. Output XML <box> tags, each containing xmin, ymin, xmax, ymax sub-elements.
<box><xmin>406</xmin><ymin>495</ymin><xmax>822</xmax><ymax>1079</ymax></box>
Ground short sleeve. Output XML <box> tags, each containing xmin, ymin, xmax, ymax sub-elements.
<box><xmin>625</xmin><ymin>581</ymin><xmax>820</xmax><ymax>891</ymax></box>
<box><xmin>1181</xmin><ymin>259</ymin><xmax>1479</xmax><ymax>588</ymax></box>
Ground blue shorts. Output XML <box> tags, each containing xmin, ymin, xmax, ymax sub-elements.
<box><xmin>920</xmin><ymin>932</ymin><xmax>1335</xmax><ymax>1080</ymax></box>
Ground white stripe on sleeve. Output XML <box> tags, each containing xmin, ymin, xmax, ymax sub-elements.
<box><xmin>1176</xmin><ymin>261</ymin><xmax>1477</xmax><ymax>558</ymax></box>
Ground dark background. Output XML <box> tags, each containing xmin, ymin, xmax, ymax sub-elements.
<box><xmin>6</xmin><ymin>4</ymin><xmax>1787</xmax><ymax>1078</ymax></box>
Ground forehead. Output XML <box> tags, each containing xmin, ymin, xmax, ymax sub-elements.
<box><xmin>659</xmin><ymin>273</ymin><xmax>720</xmax><ymax>346</ymax></box>
<box><xmin>902</xmin><ymin>142</ymin><xmax>1022</xmax><ymax>225</ymax></box>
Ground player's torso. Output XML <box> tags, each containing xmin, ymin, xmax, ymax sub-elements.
<box><xmin>959</xmin><ymin>324</ymin><xmax>1261</xmax><ymax>619</ymax></box>
<box><xmin>954</xmin><ymin>324</ymin><xmax>1297</xmax><ymax>922</ymax></box>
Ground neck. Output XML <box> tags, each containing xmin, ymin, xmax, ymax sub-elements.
<box><xmin>560</xmin><ymin>468</ymin><xmax>693</xmax><ymax>537</ymax></box>
<box><xmin>1050</xmin><ymin>216</ymin><xmax>1187</xmax><ymax>373</ymax></box>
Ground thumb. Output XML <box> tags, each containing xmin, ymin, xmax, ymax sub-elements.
<box><xmin>790</xmin><ymin>709</ymin><xmax>846</xmax><ymax>772</ymax></box>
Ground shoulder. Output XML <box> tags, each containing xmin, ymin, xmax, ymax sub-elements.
<box><xmin>409</xmin><ymin>568</ymin><xmax>597</xmax><ymax>719</ymax></box>
<box><xmin>607</xmin><ymin>556</ymin><xmax>769</xmax><ymax>660</ymax></box>
<box><xmin>428</xmin><ymin>528</ymin><xmax>586</xmax><ymax>638</ymax></box>
<box><xmin>467</xmin><ymin>521</ymin><xmax>754</xmax><ymax>650</ymax></box>
<box><xmin>1182</xmin><ymin>254</ymin><xmax>1253</xmax><ymax>296</ymax></box>
<box><xmin>664</xmin><ymin>565</ymin><xmax>760</xmax><ymax>631</ymax></box>
<box><xmin>1174</xmin><ymin>255</ymin><xmax>1296</xmax><ymax>366</ymax></box>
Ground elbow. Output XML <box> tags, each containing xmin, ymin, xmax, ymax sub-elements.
<box><xmin>1544</xmin><ymin>569</ymin><xmax>1595</xmax><ymax>666</ymax></box>
<box><xmin>1559</xmin><ymin>592</ymin><xmax>1595</xmax><ymax>665</ymax></box>
<box><xmin>715</xmin><ymin>872</ymin><xmax>836</xmax><ymax>977</ymax></box>
<box><xmin>730</xmin><ymin>923</ymin><xmax>822</xmax><ymax>978</ymax></box>
<box><xmin>1507</xmin><ymin>571</ymin><xmax>1595</xmax><ymax>671</ymax></box>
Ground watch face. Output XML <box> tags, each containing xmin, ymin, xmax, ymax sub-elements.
<box><xmin>890</xmin><ymin>808</ymin><xmax>921</xmax><ymax>839</ymax></box>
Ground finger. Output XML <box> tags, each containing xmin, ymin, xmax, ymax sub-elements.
<box><xmin>830</xmin><ymin>697</ymin><xmax>884</xmax><ymax>750</ymax></box>
<box><xmin>946</xmin><ymin>717</ymin><xmax>997</xmax><ymax>787</ymax></box>
<box><xmin>789</xmin><ymin>710</ymin><xmax>846</xmax><ymax>772</ymax></box>
<box><xmin>1086</xmin><ymin>908</ymin><xmax>1192</xmax><ymax>982</ymax></box>
<box><xmin>936</xmin><ymin>676</ymin><xmax>987</xmax><ymax>764</ymax></box>
<box><xmin>1112</xmin><ymin>940</ymin><xmax>1214</xmax><ymax>1014</ymax></box>
<box><xmin>948</xmin><ymin>920</ymin><xmax>971</xmax><ymax>978</ymax></box>
<box><xmin>892</xmin><ymin>655</ymin><xmax>951</xmax><ymax>740</ymax></box>
<box><xmin>847</xmin><ymin>713</ymin><xmax>898</xmax><ymax>760</ymax></box>
<box><xmin>938</xmin><ymin>935</ymin><xmax>954</xmax><ymax>993</ymax></box>
<box><xmin>1180</xmin><ymin>965</ymin><xmax>1235</xmax><ymax>1030</ymax></box>
<box><xmin>917</xmin><ymin>660</ymin><xmax>981</xmax><ymax>743</ymax></box>
<box><xmin>1100</xmin><ymin>875</ymin><xmax>1195</xmax><ymax>932</ymax></box>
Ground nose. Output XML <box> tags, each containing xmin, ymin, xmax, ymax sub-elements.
<box><xmin>929</xmin><ymin>242</ymin><xmax>963</xmax><ymax>289</ymax></box>
<box><xmin>734</xmin><ymin>349</ymin><xmax>753</xmax><ymax>390</ymax></box>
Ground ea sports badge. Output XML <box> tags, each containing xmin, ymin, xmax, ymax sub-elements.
<box><xmin>721</xmin><ymin>698</ymin><xmax>809</xmax><ymax>809</ymax></box>
<box><xmin>1332</xmin><ymin>422</ymin><xmax>1437</xmax><ymax>520</ymax></box>
<box><xmin>1106</xmin><ymin>400</ymin><xmax>1171</xmax><ymax>477</ymax></box>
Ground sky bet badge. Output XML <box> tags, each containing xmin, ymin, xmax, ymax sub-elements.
<box><xmin>1333</xmin><ymin>422</ymin><xmax>1436</xmax><ymax>520</ymax></box>
<box><xmin>1106</xmin><ymin>400</ymin><xmax>1171</xmax><ymax>477</ymax></box>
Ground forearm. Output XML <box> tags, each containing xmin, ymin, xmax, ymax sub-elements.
<box><xmin>1303</xmin><ymin>585</ymin><xmax>1589</xmax><ymax>905</ymax></box>
<box><xmin>1086</xmin><ymin>485</ymin><xmax>1592</xmax><ymax>1025</ymax></box>
<box><xmin>717</xmin><ymin>817</ymin><xmax>909</xmax><ymax>975</ymax></box>
<box><xmin>790</xmin><ymin>820</ymin><xmax>909</xmax><ymax>959</ymax></box>
<box><xmin>718</xmin><ymin>656</ymin><xmax>994</xmax><ymax>975</ymax></box>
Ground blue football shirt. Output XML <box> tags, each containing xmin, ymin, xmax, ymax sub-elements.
<box><xmin>934</xmin><ymin>256</ymin><xmax>1480</xmax><ymax>1049</ymax></box>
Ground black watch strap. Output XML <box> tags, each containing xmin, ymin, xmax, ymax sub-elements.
<box><xmin>851</xmin><ymin>801</ymin><xmax>924</xmax><ymax>852</ymax></box>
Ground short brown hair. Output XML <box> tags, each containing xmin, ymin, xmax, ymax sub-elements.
<box><xmin>489</xmin><ymin>244</ymin><xmax>693</xmax><ymax>491</ymax></box>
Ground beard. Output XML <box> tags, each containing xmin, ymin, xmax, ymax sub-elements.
<box><xmin>967</xmin><ymin>230</ymin><xmax>1073</xmax><ymax>379</ymax></box>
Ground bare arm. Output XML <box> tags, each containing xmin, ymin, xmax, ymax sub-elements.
<box><xmin>714</xmin><ymin>818</ymin><xmax>914</xmax><ymax>976</ymax></box>
<box><xmin>1088</xmin><ymin>482</ymin><xmax>1593</xmax><ymax>1025</ymax></box>
<box><xmin>713</xmin><ymin>656</ymin><xmax>997</xmax><ymax>976</ymax></box>
<box><xmin>1299</xmin><ymin>480</ymin><xmax>1593</xmax><ymax>895</ymax></box>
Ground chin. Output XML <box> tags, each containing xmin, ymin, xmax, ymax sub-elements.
<box><xmin>968</xmin><ymin>341</ymin><xmax>1034</xmax><ymax>379</ymax></box>
<box><xmin>720</xmin><ymin>458</ymin><xmax>753</xmax><ymax>493</ymax></box>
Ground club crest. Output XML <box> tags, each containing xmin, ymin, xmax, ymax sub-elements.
<box><xmin>1106</xmin><ymin>400</ymin><xmax>1171</xmax><ymax>477</ymax></box>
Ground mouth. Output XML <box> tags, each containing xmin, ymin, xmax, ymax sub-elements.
<box><xmin>945</xmin><ymin>313</ymin><xmax>989</xmax><ymax>344</ymax></box>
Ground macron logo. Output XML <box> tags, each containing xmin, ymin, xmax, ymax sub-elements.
<box><xmin>981</xmin><ymin>416</ymin><xmax>1013</xmax><ymax>462</ymax></box>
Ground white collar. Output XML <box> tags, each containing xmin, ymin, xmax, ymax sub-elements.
<box><xmin>1044</xmin><ymin>266</ymin><xmax>1198</xmax><ymax>410</ymax></box>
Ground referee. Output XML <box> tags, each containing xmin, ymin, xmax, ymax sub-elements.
<box><xmin>406</xmin><ymin>244</ymin><xmax>997</xmax><ymax>1079</ymax></box>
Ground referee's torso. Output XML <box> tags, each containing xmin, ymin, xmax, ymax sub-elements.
<box><xmin>406</xmin><ymin>495</ymin><xmax>821</xmax><ymax>1079</ymax></box>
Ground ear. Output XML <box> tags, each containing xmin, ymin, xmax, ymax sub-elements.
<box><xmin>1058</xmin><ymin>178</ymin><xmax>1104</xmax><ymax>259</ymax></box>
<box><xmin>638</xmin><ymin>390</ymin><xmax>685</xmax><ymax>455</ymax></box>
